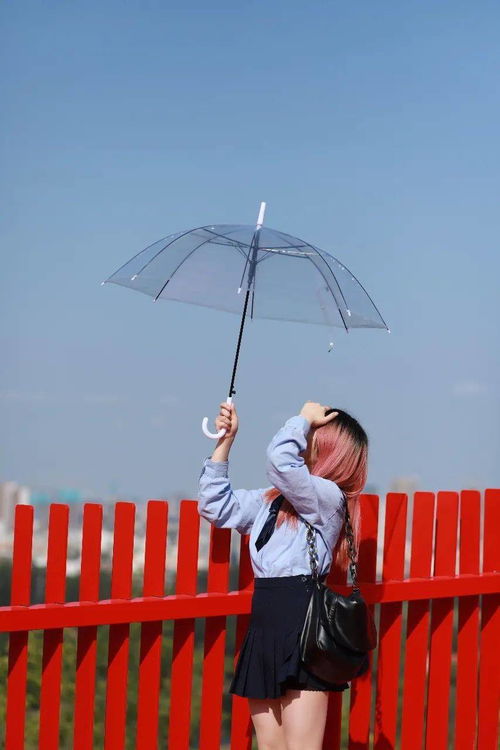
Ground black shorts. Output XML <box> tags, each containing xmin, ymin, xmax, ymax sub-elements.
<box><xmin>228</xmin><ymin>574</ymin><xmax>350</xmax><ymax>699</ymax></box>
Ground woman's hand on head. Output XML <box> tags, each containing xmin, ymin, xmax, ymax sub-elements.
<box><xmin>215</xmin><ymin>401</ymin><xmax>239</xmax><ymax>440</ymax></box>
<box><xmin>300</xmin><ymin>401</ymin><xmax>338</xmax><ymax>428</ymax></box>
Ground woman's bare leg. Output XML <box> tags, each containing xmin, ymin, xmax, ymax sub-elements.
<box><xmin>280</xmin><ymin>688</ymin><xmax>329</xmax><ymax>750</ymax></box>
<box><xmin>248</xmin><ymin>697</ymin><xmax>287</xmax><ymax>750</ymax></box>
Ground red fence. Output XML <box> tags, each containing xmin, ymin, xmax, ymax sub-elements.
<box><xmin>1</xmin><ymin>489</ymin><xmax>499</xmax><ymax>749</ymax></box>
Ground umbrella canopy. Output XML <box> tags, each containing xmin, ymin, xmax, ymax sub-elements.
<box><xmin>103</xmin><ymin>227</ymin><xmax>387</xmax><ymax>332</ymax></box>
<box><xmin>103</xmin><ymin>203</ymin><xmax>389</xmax><ymax>437</ymax></box>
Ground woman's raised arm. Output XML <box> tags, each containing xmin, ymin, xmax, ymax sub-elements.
<box><xmin>198</xmin><ymin>457</ymin><xmax>265</xmax><ymax>534</ymax></box>
<box><xmin>265</xmin><ymin>414</ymin><xmax>344</xmax><ymax>528</ymax></box>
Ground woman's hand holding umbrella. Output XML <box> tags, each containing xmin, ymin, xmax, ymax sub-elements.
<box><xmin>215</xmin><ymin>401</ymin><xmax>239</xmax><ymax>440</ymax></box>
<box><xmin>210</xmin><ymin>402</ymin><xmax>239</xmax><ymax>462</ymax></box>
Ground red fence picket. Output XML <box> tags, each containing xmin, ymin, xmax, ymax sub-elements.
<box><xmin>477</xmin><ymin>489</ymin><xmax>500</xmax><ymax>750</ymax></box>
<box><xmin>39</xmin><ymin>503</ymin><xmax>69</xmax><ymax>750</ymax></box>
<box><xmin>426</xmin><ymin>492</ymin><xmax>460</xmax><ymax>750</ymax></box>
<box><xmin>104</xmin><ymin>502</ymin><xmax>136</xmax><ymax>750</ymax></box>
<box><xmin>455</xmin><ymin>490</ymin><xmax>481</xmax><ymax>750</ymax></box>
<box><xmin>228</xmin><ymin>532</ymin><xmax>255</xmax><ymax>750</ymax></box>
<box><xmin>348</xmin><ymin>493</ymin><xmax>379</xmax><ymax>749</ymax></box>
<box><xmin>400</xmin><ymin>492</ymin><xmax>435</xmax><ymax>750</ymax></box>
<box><xmin>0</xmin><ymin>489</ymin><xmax>499</xmax><ymax>750</ymax></box>
<box><xmin>5</xmin><ymin>503</ymin><xmax>34</xmax><ymax>750</ymax></box>
<box><xmin>199</xmin><ymin>524</ymin><xmax>232</xmax><ymax>750</ymax></box>
<box><xmin>167</xmin><ymin>500</ymin><xmax>200</xmax><ymax>750</ymax></box>
<box><xmin>136</xmin><ymin>500</ymin><xmax>168</xmax><ymax>749</ymax></box>
<box><xmin>374</xmin><ymin>492</ymin><xmax>407</xmax><ymax>749</ymax></box>
<box><xmin>74</xmin><ymin>503</ymin><xmax>103</xmax><ymax>750</ymax></box>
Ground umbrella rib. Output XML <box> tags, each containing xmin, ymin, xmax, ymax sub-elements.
<box><xmin>256</xmin><ymin>246</ymin><xmax>313</xmax><ymax>263</ymax></box>
<box><xmin>237</xmin><ymin>230</ymin><xmax>265</xmax><ymax>293</ymax></box>
<box><xmin>202</xmin><ymin>227</ymin><xmax>252</xmax><ymax>248</ymax></box>
<box><xmin>312</xmin><ymin>245</ymin><xmax>390</xmax><ymax>330</ymax></box>
<box><xmin>306</xmin><ymin>255</ymin><xmax>349</xmax><ymax>332</ymax></box>
<box><xmin>206</xmin><ymin>240</ymin><xmax>249</xmax><ymax>255</ymax></box>
<box><xmin>336</xmin><ymin>263</ymin><xmax>390</xmax><ymax>330</ymax></box>
<box><xmin>265</xmin><ymin>229</ymin><xmax>349</xmax><ymax>332</ymax></box>
<box><xmin>103</xmin><ymin>233</ymin><xmax>175</xmax><ymax>282</ymax></box>
<box><xmin>201</xmin><ymin>232</ymin><xmax>250</xmax><ymax>257</ymax></box>
<box><xmin>125</xmin><ymin>224</ymin><xmax>210</xmax><ymax>281</ymax></box>
<box><xmin>238</xmin><ymin>250</ymin><xmax>251</xmax><ymax>292</ymax></box>
<box><xmin>202</xmin><ymin>226</ymin><xmax>311</xmax><ymax>252</ymax></box>
<box><xmin>273</xmin><ymin>229</ymin><xmax>352</xmax><ymax>313</ymax></box>
<box><xmin>201</xmin><ymin>228</ymin><xmax>307</xmax><ymax>252</ymax></box>
<box><xmin>195</xmin><ymin>227</ymin><xmax>253</xmax><ymax>268</ymax></box>
<box><xmin>153</xmin><ymin>233</ymin><xmax>225</xmax><ymax>301</ymax></box>
<box><xmin>152</xmin><ymin>230</ymin><xmax>253</xmax><ymax>301</ymax></box>
<box><xmin>302</xmin><ymin>249</ymin><xmax>350</xmax><ymax>313</ymax></box>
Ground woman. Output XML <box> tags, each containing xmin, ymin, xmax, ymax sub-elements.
<box><xmin>198</xmin><ymin>400</ymin><xmax>368</xmax><ymax>750</ymax></box>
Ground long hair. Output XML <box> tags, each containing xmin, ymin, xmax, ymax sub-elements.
<box><xmin>263</xmin><ymin>408</ymin><xmax>368</xmax><ymax>573</ymax></box>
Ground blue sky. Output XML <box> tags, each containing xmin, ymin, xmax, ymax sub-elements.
<box><xmin>1</xmin><ymin>0</ymin><xmax>499</xmax><ymax>502</ymax></box>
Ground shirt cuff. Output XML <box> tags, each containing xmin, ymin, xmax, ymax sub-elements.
<box><xmin>285</xmin><ymin>414</ymin><xmax>312</xmax><ymax>436</ymax></box>
<box><xmin>201</xmin><ymin>457</ymin><xmax>229</xmax><ymax>478</ymax></box>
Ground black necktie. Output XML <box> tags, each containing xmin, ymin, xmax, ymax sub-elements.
<box><xmin>255</xmin><ymin>494</ymin><xmax>284</xmax><ymax>551</ymax></box>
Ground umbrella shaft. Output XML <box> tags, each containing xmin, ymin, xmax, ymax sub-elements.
<box><xmin>228</xmin><ymin>202</ymin><xmax>266</xmax><ymax>398</ymax></box>
<box><xmin>228</xmin><ymin>287</ymin><xmax>251</xmax><ymax>398</ymax></box>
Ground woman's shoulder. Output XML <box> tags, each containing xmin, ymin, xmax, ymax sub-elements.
<box><xmin>314</xmin><ymin>474</ymin><xmax>345</xmax><ymax>506</ymax></box>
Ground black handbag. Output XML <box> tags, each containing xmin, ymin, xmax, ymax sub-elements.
<box><xmin>299</xmin><ymin>498</ymin><xmax>377</xmax><ymax>685</ymax></box>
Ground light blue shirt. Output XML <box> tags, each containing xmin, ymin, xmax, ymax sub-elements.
<box><xmin>197</xmin><ymin>414</ymin><xmax>346</xmax><ymax>578</ymax></box>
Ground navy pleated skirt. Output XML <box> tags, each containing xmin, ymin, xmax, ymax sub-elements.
<box><xmin>228</xmin><ymin>574</ymin><xmax>350</xmax><ymax>700</ymax></box>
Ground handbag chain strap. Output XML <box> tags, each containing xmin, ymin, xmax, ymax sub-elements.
<box><xmin>304</xmin><ymin>494</ymin><xmax>359</xmax><ymax>590</ymax></box>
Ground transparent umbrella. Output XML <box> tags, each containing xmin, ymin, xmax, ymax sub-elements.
<box><xmin>102</xmin><ymin>203</ymin><xmax>389</xmax><ymax>438</ymax></box>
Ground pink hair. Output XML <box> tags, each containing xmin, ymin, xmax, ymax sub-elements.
<box><xmin>263</xmin><ymin>409</ymin><xmax>368</xmax><ymax>574</ymax></box>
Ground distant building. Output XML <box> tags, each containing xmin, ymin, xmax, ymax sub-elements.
<box><xmin>389</xmin><ymin>475</ymin><xmax>420</xmax><ymax>496</ymax></box>
<box><xmin>0</xmin><ymin>480</ymin><xmax>30</xmax><ymax>535</ymax></box>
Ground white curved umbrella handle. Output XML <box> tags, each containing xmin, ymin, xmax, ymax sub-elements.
<box><xmin>202</xmin><ymin>396</ymin><xmax>233</xmax><ymax>439</ymax></box>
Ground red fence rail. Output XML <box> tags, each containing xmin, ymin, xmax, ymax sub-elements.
<box><xmin>1</xmin><ymin>489</ymin><xmax>499</xmax><ymax>749</ymax></box>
